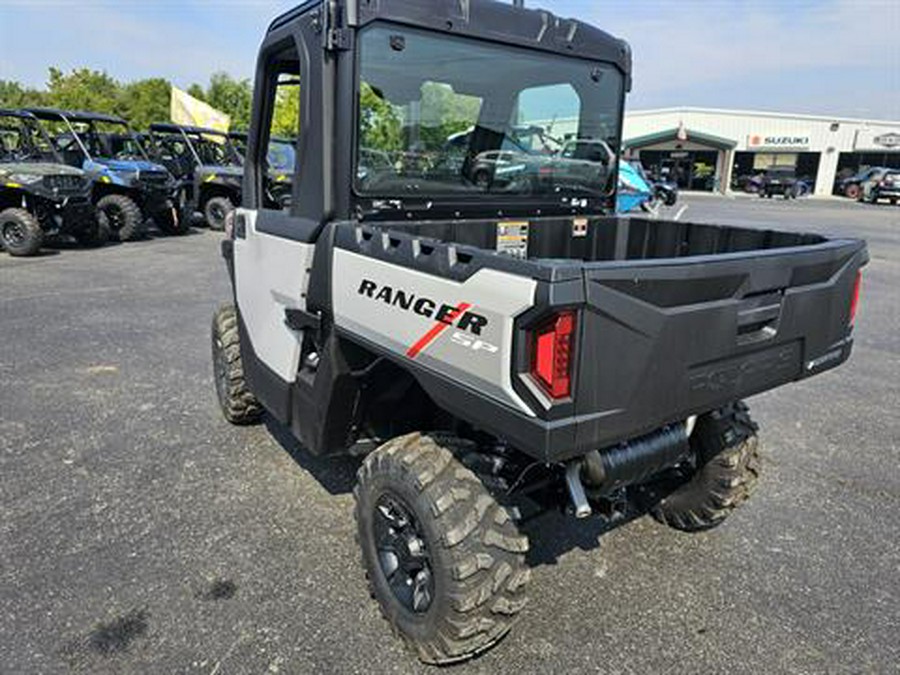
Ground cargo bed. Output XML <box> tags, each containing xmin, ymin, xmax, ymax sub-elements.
<box><xmin>330</xmin><ymin>216</ymin><xmax>867</xmax><ymax>461</ymax></box>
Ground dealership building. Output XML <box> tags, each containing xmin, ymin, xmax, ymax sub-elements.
<box><xmin>620</xmin><ymin>107</ymin><xmax>900</xmax><ymax>196</ymax></box>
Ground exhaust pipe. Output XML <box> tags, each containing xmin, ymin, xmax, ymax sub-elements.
<box><xmin>563</xmin><ymin>419</ymin><xmax>697</xmax><ymax>517</ymax></box>
<box><xmin>582</xmin><ymin>423</ymin><xmax>691</xmax><ymax>496</ymax></box>
<box><xmin>565</xmin><ymin>461</ymin><xmax>592</xmax><ymax>518</ymax></box>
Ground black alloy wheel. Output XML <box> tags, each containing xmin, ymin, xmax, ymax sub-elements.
<box><xmin>2</xmin><ymin>221</ymin><xmax>26</xmax><ymax>247</ymax></box>
<box><xmin>372</xmin><ymin>492</ymin><xmax>435</xmax><ymax>614</ymax></box>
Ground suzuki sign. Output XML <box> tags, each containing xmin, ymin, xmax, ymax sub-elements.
<box><xmin>747</xmin><ymin>133</ymin><xmax>811</xmax><ymax>150</ymax></box>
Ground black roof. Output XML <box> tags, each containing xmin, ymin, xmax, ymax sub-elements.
<box><xmin>268</xmin><ymin>0</ymin><xmax>319</xmax><ymax>33</ymax></box>
<box><xmin>25</xmin><ymin>108</ymin><xmax>127</xmax><ymax>124</ymax></box>
<box><xmin>0</xmin><ymin>108</ymin><xmax>38</xmax><ymax>119</ymax></box>
<box><xmin>150</xmin><ymin>122</ymin><xmax>229</xmax><ymax>137</ymax></box>
<box><xmin>266</xmin><ymin>1</ymin><xmax>631</xmax><ymax>81</ymax></box>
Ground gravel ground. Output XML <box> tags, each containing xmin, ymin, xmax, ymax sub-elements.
<box><xmin>1</xmin><ymin>196</ymin><xmax>897</xmax><ymax>674</ymax></box>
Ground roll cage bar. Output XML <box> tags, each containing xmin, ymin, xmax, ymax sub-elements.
<box><xmin>0</xmin><ymin>108</ymin><xmax>65</xmax><ymax>164</ymax></box>
<box><xmin>25</xmin><ymin>108</ymin><xmax>151</xmax><ymax>164</ymax></box>
<box><xmin>149</xmin><ymin>123</ymin><xmax>243</xmax><ymax>168</ymax></box>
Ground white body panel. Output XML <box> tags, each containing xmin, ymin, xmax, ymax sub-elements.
<box><xmin>233</xmin><ymin>209</ymin><xmax>313</xmax><ymax>382</ymax></box>
<box><xmin>332</xmin><ymin>249</ymin><xmax>537</xmax><ymax>416</ymax></box>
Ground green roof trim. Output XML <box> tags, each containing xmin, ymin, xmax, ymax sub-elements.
<box><xmin>624</xmin><ymin>128</ymin><xmax>737</xmax><ymax>150</ymax></box>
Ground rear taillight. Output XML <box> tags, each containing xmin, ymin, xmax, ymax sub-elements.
<box><xmin>531</xmin><ymin>311</ymin><xmax>575</xmax><ymax>399</ymax></box>
<box><xmin>850</xmin><ymin>270</ymin><xmax>862</xmax><ymax>325</ymax></box>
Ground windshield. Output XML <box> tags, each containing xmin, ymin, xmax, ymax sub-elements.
<box><xmin>41</xmin><ymin>118</ymin><xmax>148</xmax><ymax>161</ymax></box>
<box><xmin>355</xmin><ymin>25</ymin><xmax>623</xmax><ymax>202</ymax></box>
<box><xmin>185</xmin><ymin>131</ymin><xmax>242</xmax><ymax>167</ymax></box>
<box><xmin>226</xmin><ymin>134</ymin><xmax>293</xmax><ymax>172</ymax></box>
<box><xmin>0</xmin><ymin>115</ymin><xmax>60</xmax><ymax>163</ymax></box>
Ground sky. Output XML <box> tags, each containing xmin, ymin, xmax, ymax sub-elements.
<box><xmin>1</xmin><ymin>0</ymin><xmax>898</xmax><ymax>120</ymax></box>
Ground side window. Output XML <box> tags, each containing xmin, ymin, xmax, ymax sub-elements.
<box><xmin>514</xmin><ymin>83</ymin><xmax>580</xmax><ymax>154</ymax></box>
<box><xmin>259</xmin><ymin>53</ymin><xmax>301</xmax><ymax>212</ymax></box>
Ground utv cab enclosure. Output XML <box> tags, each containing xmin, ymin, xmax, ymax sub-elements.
<box><xmin>25</xmin><ymin>108</ymin><xmax>183</xmax><ymax>240</ymax></box>
<box><xmin>147</xmin><ymin>123</ymin><xmax>244</xmax><ymax>231</ymax></box>
<box><xmin>211</xmin><ymin>0</ymin><xmax>867</xmax><ymax>663</ymax></box>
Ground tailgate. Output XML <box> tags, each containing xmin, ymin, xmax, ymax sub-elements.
<box><xmin>570</xmin><ymin>238</ymin><xmax>867</xmax><ymax>457</ymax></box>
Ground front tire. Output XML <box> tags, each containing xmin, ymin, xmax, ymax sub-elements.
<box><xmin>97</xmin><ymin>194</ymin><xmax>144</xmax><ymax>242</ymax></box>
<box><xmin>0</xmin><ymin>208</ymin><xmax>44</xmax><ymax>256</ymax></box>
<box><xmin>650</xmin><ymin>402</ymin><xmax>761</xmax><ymax>532</ymax></box>
<box><xmin>211</xmin><ymin>304</ymin><xmax>262</xmax><ymax>425</ymax></box>
<box><xmin>355</xmin><ymin>433</ymin><xmax>530</xmax><ymax>664</ymax></box>
<box><xmin>204</xmin><ymin>196</ymin><xmax>234</xmax><ymax>231</ymax></box>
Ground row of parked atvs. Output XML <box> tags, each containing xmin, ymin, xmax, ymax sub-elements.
<box><xmin>0</xmin><ymin>108</ymin><xmax>291</xmax><ymax>257</ymax></box>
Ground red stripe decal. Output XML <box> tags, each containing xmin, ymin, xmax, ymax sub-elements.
<box><xmin>406</xmin><ymin>303</ymin><xmax>472</xmax><ymax>359</ymax></box>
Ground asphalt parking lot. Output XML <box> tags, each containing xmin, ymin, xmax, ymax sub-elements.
<box><xmin>1</xmin><ymin>195</ymin><xmax>898</xmax><ymax>674</ymax></box>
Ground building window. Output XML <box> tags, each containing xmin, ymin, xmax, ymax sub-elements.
<box><xmin>752</xmin><ymin>153</ymin><xmax>797</xmax><ymax>170</ymax></box>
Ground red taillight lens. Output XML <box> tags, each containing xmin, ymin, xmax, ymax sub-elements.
<box><xmin>531</xmin><ymin>311</ymin><xmax>575</xmax><ymax>399</ymax></box>
<box><xmin>849</xmin><ymin>270</ymin><xmax>862</xmax><ymax>325</ymax></box>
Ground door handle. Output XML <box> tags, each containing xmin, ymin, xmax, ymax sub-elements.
<box><xmin>736</xmin><ymin>293</ymin><xmax>783</xmax><ymax>345</ymax></box>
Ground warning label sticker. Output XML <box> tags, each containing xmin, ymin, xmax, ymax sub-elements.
<box><xmin>496</xmin><ymin>221</ymin><xmax>529</xmax><ymax>259</ymax></box>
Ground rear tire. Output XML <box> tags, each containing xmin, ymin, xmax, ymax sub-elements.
<box><xmin>0</xmin><ymin>208</ymin><xmax>44</xmax><ymax>256</ymax></box>
<box><xmin>355</xmin><ymin>433</ymin><xmax>530</xmax><ymax>664</ymax></box>
<box><xmin>97</xmin><ymin>194</ymin><xmax>144</xmax><ymax>241</ymax></box>
<box><xmin>204</xmin><ymin>196</ymin><xmax>234</xmax><ymax>231</ymax></box>
<box><xmin>844</xmin><ymin>183</ymin><xmax>860</xmax><ymax>200</ymax></box>
<box><xmin>650</xmin><ymin>402</ymin><xmax>761</xmax><ymax>532</ymax></box>
<box><xmin>211</xmin><ymin>304</ymin><xmax>262</xmax><ymax>425</ymax></box>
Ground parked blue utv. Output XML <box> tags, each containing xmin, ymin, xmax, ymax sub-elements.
<box><xmin>25</xmin><ymin>109</ymin><xmax>186</xmax><ymax>240</ymax></box>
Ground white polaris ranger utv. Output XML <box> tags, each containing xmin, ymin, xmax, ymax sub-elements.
<box><xmin>211</xmin><ymin>0</ymin><xmax>867</xmax><ymax>663</ymax></box>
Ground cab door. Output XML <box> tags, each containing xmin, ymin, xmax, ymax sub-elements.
<box><xmin>232</xmin><ymin>21</ymin><xmax>321</xmax><ymax>413</ymax></box>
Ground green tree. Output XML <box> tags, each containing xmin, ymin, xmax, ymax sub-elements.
<box><xmin>359</xmin><ymin>82</ymin><xmax>403</xmax><ymax>153</ymax></box>
<box><xmin>205</xmin><ymin>72</ymin><xmax>253</xmax><ymax>130</ymax></box>
<box><xmin>121</xmin><ymin>78</ymin><xmax>171</xmax><ymax>130</ymax></box>
<box><xmin>46</xmin><ymin>67</ymin><xmax>121</xmax><ymax>115</ymax></box>
<box><xmin>187</xmin><ymin>83</ymin><xmax>206</xmax><ymax>102</ymax></box>
<box><xmin>0</xmin><ymin>69</ymin><xmax>259</xmax><ymax>133</ymax></box>
<box><xmin>0</xmin><ymin>80</ymin><xmax>47</xmax><ymax>108</ymax></box>
<box><xmin>418</xmin><ymin>82</ymin><xmax>480</xmax><ymax>149</ymax></box>
<box><xmin>271</xmin><ymin>85</ymin><xmax>300</xmax><ymax>137</ymax></box>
